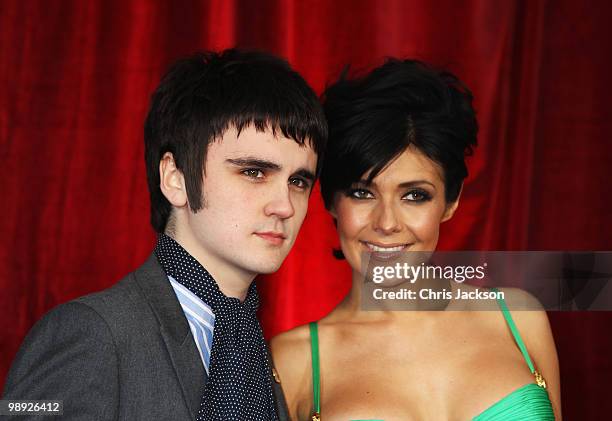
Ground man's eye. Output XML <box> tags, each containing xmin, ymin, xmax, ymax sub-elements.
<box><xmin>242</xmin><ymin>169</ymin><xmax>264</xmax><ymax>179</ymax></box>
<box><xmin>403</xmin><ymin>189</ymin><xmax>431</xmax><ymax>202</ymax></box>
<box><xmin>289</xmin><ymin>177</ymin><xmax>308</xmax><ymax>189</ymax></box>
<box><xmin>349</xmin><ymin>189</ymin><xmax>374</xmax><ymax>199</ymax></box>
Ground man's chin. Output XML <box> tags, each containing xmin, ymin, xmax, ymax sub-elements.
<box><xmin>239</xmin><ymin>246</ymin><xmax>292</xmax><ymax>276</ymax></box>
<box><xmin>245</xmin><ymin>256</ymin><xmax>287</xmax><ymax>276</ymax></box>
<box><xmin>253</xmin><ymin>261</ymin><xmax>284</xmax><ymax>275</ymax></box>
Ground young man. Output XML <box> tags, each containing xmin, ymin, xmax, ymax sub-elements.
<box><xmin>3</xmin><ymin>50</ymin><xmax>326</xmax><ymax>420</ymax></box>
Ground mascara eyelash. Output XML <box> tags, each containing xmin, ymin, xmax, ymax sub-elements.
<box><xmin>405</xmin><ymin>189</ymin><xmax>432</xmax><ymax>202</ymax></box>
<box><xmin>346</xmin><ymin>188</ymin><xmax>372</xmax><ymax>199</ymax></box>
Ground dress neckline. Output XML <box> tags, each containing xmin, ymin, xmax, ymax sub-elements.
<box><xmin>308</xmin><ymin>289</ymin><xmax>553</xmax><ymax>420</ymax></box>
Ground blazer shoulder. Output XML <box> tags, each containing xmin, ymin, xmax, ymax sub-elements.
<box><xmin>75</xmin><ymin>271</ymin><xmax>140</xmax><ymax>315</ymax></box>
<box><xmin>73</xmin><ymin>254</ymin><xmax>166</xmax><ymax>326</ymax></box>
<box><xmin>3</xmin><ymin>300</ymin><xmax>119</xmax><ymax>408</ymax></box>
<box><xmin>27</xmin><ymin>299</ymin><xmax>118</xmax><ymax>348</ymax></box>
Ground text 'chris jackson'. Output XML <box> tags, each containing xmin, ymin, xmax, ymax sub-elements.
<box><xmin>372</xmin><ymin>288</ymin><xmax>504</xmax><ymax>301</ymax></box>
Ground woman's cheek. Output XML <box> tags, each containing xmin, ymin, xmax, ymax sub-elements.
<box><xmin>412</xmin><ymin>207</ymin><xmax>444</xmax><ymax>248</ymax></box>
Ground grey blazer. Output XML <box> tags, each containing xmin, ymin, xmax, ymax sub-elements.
<box><xmin>3</xmin><ymin>254</ymin><xmax>289</xmax><ymax>420</ymax></box>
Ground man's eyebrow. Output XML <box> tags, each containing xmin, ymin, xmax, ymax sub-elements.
<box><xmin>294</xmin><ymin>168</ymin><xmax>316</xmax><ymax>181</ymax></box>
<box><xmin>226</xmin><ymin>157</ymin><xmax>316</xmax><ymax>182</ymax></box>
<box><xmin>225</xmin><ymin>158</ymin><xmax>281</xmax><ymax>170</ymax></box>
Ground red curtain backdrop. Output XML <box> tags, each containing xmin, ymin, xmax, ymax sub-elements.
<box><xmin>1</xmin><ymin>1</ymin><xmax>611</xmax><ymax>418</ymax></box>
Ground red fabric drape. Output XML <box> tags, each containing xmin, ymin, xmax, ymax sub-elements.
<box><xmin>1</xmin><ymin>1</ymin><xmax>611</xmax><ymax>418</ymax></box>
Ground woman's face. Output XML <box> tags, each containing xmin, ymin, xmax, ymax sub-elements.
<box><xmin>331</xmin><ymin>145</ymin><xmax>459</xmax><ymax>275</ymax></box>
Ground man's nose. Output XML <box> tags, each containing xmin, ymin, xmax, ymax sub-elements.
<box><xmin>263</xmin><ymin>184</ymin><xmax>295</xmax><ymax>219</ymax></box>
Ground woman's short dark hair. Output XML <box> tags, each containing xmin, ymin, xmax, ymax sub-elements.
<box><xmin>320</xmin><ymin>58</ymin><xmax>478</xmax><ymax>211</ymax></box>
<box><xmin>145</xmin><ymin>49</ymin><xmax>328</xmax><ymax>233</ymax></box>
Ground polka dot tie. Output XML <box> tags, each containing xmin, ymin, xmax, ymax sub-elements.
<box><xmin>155</xmin><ymin>234</ymin><xmax>278</xmax><ymax>420</ymax></box>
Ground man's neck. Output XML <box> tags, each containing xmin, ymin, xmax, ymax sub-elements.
<box><xmin>166</xmin><ymin>230</ymin><xmax>255</xmax><ymax>302</ymax></box>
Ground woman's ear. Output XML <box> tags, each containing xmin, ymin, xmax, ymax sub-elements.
<box><xmin>327</xmin><ymin>193</ymin><xmax>339</xmax><ymax>219</ymax></box>
<box><xmin>441</xmin><ymin>183</ymin><xmax>463</xmax><ymax>222</ymax></box>
<box><xmin>159</xmin><ymin>152</ymin><xmax>188</xmax><ymax>207</ymax></box>
<box><xmin>329</xmin><ymin>206</ymin><xmax>338</xmax><ymax>219</ymax></box>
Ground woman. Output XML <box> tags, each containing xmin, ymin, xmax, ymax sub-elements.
<box><xmin>270</xmin><ymin>59</ymin><xmax>561</xmax><ymax>420</ymax></box>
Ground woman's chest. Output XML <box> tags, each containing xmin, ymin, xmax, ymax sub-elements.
<box><xmin>305</xmin><ymin>326</ymin><xmax>535</xmax><ymax>421</ymax></box>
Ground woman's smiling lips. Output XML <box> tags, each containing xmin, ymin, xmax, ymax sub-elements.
<box><xmin>254</xmin><ymin>231</ymin><xmax>287</xmax><ymax>246</ymax></box>
<box><xmin>361</xmin><ymin>241</ymin><xmax>410</xmax><ymax>259</ymax></box>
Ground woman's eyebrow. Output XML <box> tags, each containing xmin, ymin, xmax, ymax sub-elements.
<box><xmin>397</xmin><ymin>180</ymin><xmax>436</xmax><ymax>189</ymax></box>
<box><xmin>355</xmin><ymin>179</ymin><xmax>436</xmax><ymax>189</ymax></box>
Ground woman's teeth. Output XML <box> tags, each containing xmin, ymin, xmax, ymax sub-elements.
<box><xmin>366</xmin><ymin>243</ymin><xmax>406</xmax><ymax>252</ymax></box>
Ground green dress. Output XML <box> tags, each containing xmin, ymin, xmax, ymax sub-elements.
<box><xmin>308</xmin><ymin>293</ymin><xmax>555</xmax><ymax>420</ymax></box>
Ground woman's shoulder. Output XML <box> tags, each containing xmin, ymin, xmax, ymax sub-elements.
<box><xmin>487</xmin><ymin>286</ymin><xmax>551</xmax><ymax>342</ymax></box>
<box><xmin>458</xmin><ymin>284</ymin><xmax>545</xmax><ymax>314</ymax></box>
<box><xmin>270</xmin><ymin>323</ymin><xmax>316</xmax><ymax>419</ymax></box>
<box><xmin>270</xmin><ymin>323</ymin><xmax>312</xmax><ymax>358</ymax></box>
<box><xmin>493</xmin><ymin>287</ymin><xmax>553</xmax><ymax>344</ymax></box>
<box><xmin>490</xmin><ymin>286</ymin><xmax>561</xmax><ymax>417</ymax></box>
<box><xmin>461</xmin><ymin>286</ymin><xmax>550</xmax><ymax>338</ymax></box>
<box><xmin>269</xmin><ymin>322</ymin><xmax>317</xmax><ymax>380</ymax></box>
<box><xmin>458</xmin><ymin>285</ymin><xmax>554</xmax><ymax>366</ymax></box>
<box><xmin>494</xmin><ymin>286</ymin><xmax>544</xmax><ymax>310</ymax></box>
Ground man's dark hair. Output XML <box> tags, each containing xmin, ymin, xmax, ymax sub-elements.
<box><xmin>145</xmin><ymin>49</ymin><xmax>328</xmax><ymax>233</ymax></box>
<box><xmin>321</xmin><ymin>58</ymin><xmax>478</xmax><ymax>211</ymax></box>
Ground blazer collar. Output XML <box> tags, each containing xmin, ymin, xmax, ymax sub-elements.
<box><xmin>134</xmin><ymin>253</ymin><xmax>207</xmax><ymax>419</ymax></box>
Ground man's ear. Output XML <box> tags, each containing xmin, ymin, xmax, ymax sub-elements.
<box><xmin>441</xmin><ymin>184</ymin><xmax>463</xmax><ymax>222</ymax></box>
<box><xmin>159</xmin><ymin>152</ymin><xmax>188</xmax><ymax>207</ymax></box>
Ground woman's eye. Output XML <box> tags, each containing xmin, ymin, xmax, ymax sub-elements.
<box><xmin>404</xmin><ymin>189</ymin><xmax>431</xmax><ymax>202</ymax></box>
<box><xmin>243</xmin><ymin>169</ymin><xmax>264</xmax><ymax>179</ymax></box>
<box><xmin>350</xmin><ymin>189</ymin><xmax>374</xmax><ymax>199</ymax></box>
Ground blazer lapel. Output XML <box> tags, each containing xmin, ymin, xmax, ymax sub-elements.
<box><xmin>134</xmin><ymin>254</ymin><xmax>207</xmax><ymax>419</ymax></box>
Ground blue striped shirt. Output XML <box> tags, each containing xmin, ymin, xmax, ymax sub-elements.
<box><xmin>168</xmin><ymin>275</ymin><xmax>215</xmax><ymax>374</ymax></box>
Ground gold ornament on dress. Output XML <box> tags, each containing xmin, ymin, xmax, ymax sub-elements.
<box><xmin>311</xmin><ymin>411</ymin><xmax>321</xmax><ymax>421</ymax></box>
<box><xmin>272</xmin><ymin>368</ymin><xmax>281</xmax><ymax>384</ymax></box>
<box><xmin>534</xmin><ymin>370</ymin><xmax>547</xmax><ymax>389</ymax></box>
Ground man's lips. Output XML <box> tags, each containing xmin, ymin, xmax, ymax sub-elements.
<box><xmin>254</xmin><ymin>232</ymin><xmax>287</xmax><ymax>246</ymax></box>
